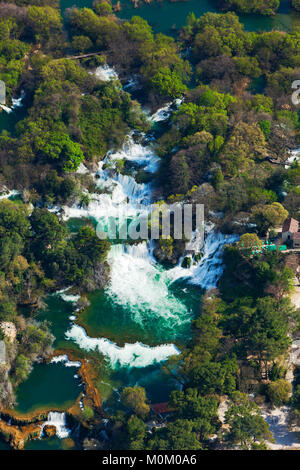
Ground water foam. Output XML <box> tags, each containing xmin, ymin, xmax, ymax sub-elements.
<box><xmin>61</xmin><ymin>103</ymin><xmax>237</xmax><ymax>370</ymax></box>
<box><xmin>41</xmin><ymin>412</ymin><xmax>70</xmax><ymax>439</ymax></box>
<box><xmin>65</xmin><ymin>324</ymin><xmax>180</xmax><ymax>368</ymax></box>
<box><xmin>0</xmin><ymin>189</ymin><xmax>21</xmax><ymax>200</ymax></box>
<box><xmin>106</xmin><ymin>242</ymin><xmax>190</xmax><ymax>328</ymax></box>
<box><xmin>50</xmin><ymin>355</ymin><xmax>81</xmax><ymax>368</ymax></box>
<box><xmin>106</xmin><ymin>134</ymin><xmax>159</xmax><ymax>173</ymax></box>
<box><xmin>92</xmin><ymin>64</ymin><xmax>118</xmax><ymax>82</ymax></box>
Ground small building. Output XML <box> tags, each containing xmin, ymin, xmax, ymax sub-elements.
<box><xmin>151</xmin><ymin>402</ymin><xmax>172</xmax><ymax>422</ymax></box>
<box><xmin>293</xmin><ymin>232</ymin><xmax>300</xmax><ymax>249</ymax></box>
<box><xmin>0</xmin><ymin>340</ymin><xmax>6</xmax><ymax>364</ymax></box>
<box><xmin>282</xmin><ymin>218</ymin><xmax>299</xmax><ymax>243</ymax></box>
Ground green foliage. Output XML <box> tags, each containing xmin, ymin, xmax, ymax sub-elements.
<box><xmin>217</xmin><ymin>0</ymin><xmax>280</xmax><ymax>16</ymax></box>
<box><xmin>251</xmin><ymin>202</ymin><xmax>288</xmax><ymax>234</ymax></box>
<box><xmin>82</xmin><ymin>405</ymin><xmax>95</xmax><ymax>420</ymax></box>
<box><xmin>27</xmin><ymin>5</ymin><xmax>62</xmax><ymax>42</ymax></box>
<box><xmin>169</xmin><ymin>388</ymin><xmax>220</xmax><ymax>440</ymax></box>
<box><xmin>224</xmin><ymin>392</ymin><xmax>273</xmax><ymax>449</ymax></box>
<box><xmin>259</xmin><ymin>120</ymin><xmax>271</xmax><ymax>140</ymax></box>
<box><xmin>150</xmin><ymin>67</ymin><xmax>187</xmax><ymax>99</ymax></box>
<box><xmin>292</xmin><ymin>0</ymin><xmax>300</xmax><ymax>11</ymax></box>
<box><xmin>38</xmin><ymin>132</ymin><xmax>85</xmax><ymax>172</ymax></box>
<box><xmin>266</xmin><ymin>379</ymin><xmax>292</xmax><ymax>407</ymax></box>
<box><xmin>121</xmin><ymin>386</ymin><xmax>150</xmax><ymax>419</ymax></box>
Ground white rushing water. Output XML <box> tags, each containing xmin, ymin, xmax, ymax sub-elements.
<box><xmin>41</xmin><ymin>412</ymin><xmax>70</xmax><ymax>439</ymax></box>
<box><xmin>0</xmin><ymin>91</ymin><xmax>25</xmax><ymax>113</ymax></box>
<box><xmin>104</xmin><ymin>134</ymin><xmax>160</xmax><ymax>173</ymax></box>
<box><xmin>50</xmin><ymin>355</ymin><xmax>81</xmax><ymax>368</ymax></box>
<box><xmin>285</xmin><ymin>147</ymin><xmax>300</xmax><ymax>168</ymax></box>
<box><xmin>167</xmin><ymin>229</ymin><xmax>239</xmax><ymax>290</ymax></box>
<box><xmin>150</xmin><ymin>98</ymin><xmax>182</xmax><ymax>123</ymax></box>
<box><xmin>0</xmin><ymin>189</ymin><xmax>21</xmax><ymax>200</ymax></box>
<box><xmin>92</xmin><ymin>64</ymin><xmax>118</xmax><ymax>82</ymax></box>
<box><xmin>106</xmin><ymin>242</ymin><xmax>190</xmax><ymax>327</ymax></box>
<box><xmin>0</xmin><ymin>104</ymin><xmax>12</xmax><ymax>113</ymax></box>
<box><xmin>65</xmin><ymin>324</ymin><xmax>180</xmax><ymax>368</ymax></box>
<box><xmin>57</xmin><ymin>288</ymin><xmax>81</xmax><ymax>304</ymax></box>
<box><xmin>63</xmin><ymin>101</ymin><xmax>237</xmax><ymax>369</ymax></box>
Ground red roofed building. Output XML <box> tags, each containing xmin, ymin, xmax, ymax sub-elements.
<box><xmin>292</xmin><ymin>232</ymin><xmax>300</xmax><ymax>249</ymax></box>
<box><xmin>151</xmin><ymin>402</ymin><xmax>171</xmax><ymax>416</ymax></box>
<box><xmin>282</xmin><ymin>218</ymin><xmax>299</xmax><ymax>243</ymax></box>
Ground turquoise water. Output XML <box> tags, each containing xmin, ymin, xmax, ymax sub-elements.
<box><xmin>14</xmin><ymin>362</ymin><xmax>81</xmax><ymax>416</ymax></box>
<box><xmin>60</xmin><ymin>0</ymin><xmax>300</xmax><ymax>34</ymax></box>
<box><xmin>2</xmin><ymin>0</ymin><xmax>297</xmax><ymax>447</ymax></box>
<box><xmin>0</xmin><ymin>438</ymin><xmax>11</xmax><ymax>450</ymax></box>
<box><xmin>25</xmin><ymin>437</ymin><xmax>74</xmax><ymax>450</ymax></box>
<box><xmin>0</xmin><ymin>105</ymin><xmax>26</xmax><ymax>135</ymax></box>
<box><xmin>79</xmin><ymin>279</ymin><xmax>200</xmax><ymax>346</ymax></box>
<box><xmin>38</xmin><ymin>295</ymin><xmax>78</xmax><ymax>349</ymax></box>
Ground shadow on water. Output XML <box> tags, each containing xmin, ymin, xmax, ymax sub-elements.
<box><xmin>14</xmin><ymin>362</ymin><xmax>82</xmax><ymax>416</ymax></box>
<box><xmin>60</xmin><ymin>0</ymin><xmax>300</xmax><ymax>35</ymax></box>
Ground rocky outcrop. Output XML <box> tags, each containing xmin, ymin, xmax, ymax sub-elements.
<box><xmin>0</xmin><ymin>418</ymin><xmax>41</xmax><ymax>450</ymax></box>
<box><xmin>78</xmin><ymin>361</ymin><xmax>102</xmax><ymax>411</ymax></box>
<box><xmin>43</xmin><ymin>424</ymin><xmax>56</xmax><ymax>438</ymax></box>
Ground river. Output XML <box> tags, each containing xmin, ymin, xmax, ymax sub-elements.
<box><xmin>0</xmin><ymin>0</ymin><xmax>296</xmax><ymax>449</ymax></box>
<box><xmin>60</xmin><ymin>0</ymin><xmax>300</xmax><ymax>34</ymax></box>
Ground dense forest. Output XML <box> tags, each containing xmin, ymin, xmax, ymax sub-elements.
<box><xmin>0</xmin><ymin>0</ymin><xmax>299</xmax><ymax>451</ymax></box>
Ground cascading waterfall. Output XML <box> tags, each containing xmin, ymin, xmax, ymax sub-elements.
<box><xmin>64</xmin><ymin>93</ymin><xmax>237</xmax><ymax>370</ymax></box>
<box><xmin>285</xmin><ymin>147</ymin><xmax>300</xmax><ymax>167</ymax></box>
<box><xmin>0</xmin><ymin>189</ymin><xmax>21</xmax><ymax>200</ymax></box>
<box><xmin>65</xmin><ymin>325</ymin><xmax>180</xmax><ymax>368</ymax></box>
<box><xmin>164</xmin><ymin>228</ymin><xmax>239</xmax><ymax>290</ymax></box>
<box><xmin>106</xmin><ymin>242</ymin><xmax>190</xmax><ymax>327</ymax></box>
<box><xmin>0</xmin><ymin>104</ymin><xmax>12</xmax><ymax>113</ymax></box>
<box><xmin>0</xmin><ymin>91</ymin><xmax>25</xmax><ymax>114</ymax></box>
<box><xmin>103</xmin><ymin>134</ymin><xmax>160</xmax><ymax>173</ymax></box>
<box><xmin>50</xmin><ymin>355</ymin><xmax>81</xmax><ymax>368</ymax></box>
<box><xmin>91</xmin><ymin>64</ymin><xmax>118</xmax><ymax>82</ymax></box>
<box><xmin>41</xmin><ymin>412</ymin><xmax>70</xmax><ymax>439</ymax></box>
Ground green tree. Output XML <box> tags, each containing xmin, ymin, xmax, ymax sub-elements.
<box><xmin>224</xmin><ymin>392</ymin><xmax>273</xmax><ymax>449</ymax></box>
<box><xmin>121</xmin><ymin>386</ymin><xmax>150</xmax><ymax>419</ymax></box>
<box><xmin>267</xmin><ymin>379</ymin><xmax>292</xmax><ymax>407</ymax></box>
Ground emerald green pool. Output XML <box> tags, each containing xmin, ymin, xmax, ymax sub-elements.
<box><xmin>25</xmin><ymin>437</ymin><xmax>75</xmax><ymax>450</ymax></box>
<box><xmin>60</xmin><ymin>0</ymin><xmax>300</xmax><ymax>34</ymax></box>
<box><xmin>79</xmin><ymin>280</ymin><xmax>200</xmax><ymax>347</ymax></box>
<box><xmin>0</xmin><ymin>105</ymin><xmax>26</xmax><ymax>136</ymax></box>
<box><xmin>2</xmin><ymin>0</ymin><xmax>298</xmax><ymax>448</ymax></box>
<box><xmin>14</xmin><ymin>362</ymin><xmax>81</xmax><ymax>416</ymax></box>
<box><xmin>38</xmin><ymin>295</ymin><xmax>78</xmax><ymax>350</ymax></box>
<box><xmin>0</xmin><ymin>438</ymin><xmax>10</xmax><ymax>450</ymax></box>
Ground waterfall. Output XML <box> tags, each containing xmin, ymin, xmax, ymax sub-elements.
<box><xmin>106</xmin><ymin>242</ymin><xmax>190</xmax><ymax>328</ymax></box>
<box><xmin>0</xmin><ymin>190</ymin><xmax>21</xmax><ymax>200</ymax></box>
<box><xmin>104</xmin><ymin>134</ymin><xmax>160</xmax><ymax>173</ymax></box>
<box><xmin>164</xmin><ymin>229</ymin><xmax>239</xmax><ymax>290</ymax></box>
<box><xmin>150</xmin><ymin>98</ymin><xmax>182</xmax><ymax>123</ymax></box>
<box><xmin>41</xmin><ymin>412</ymin><xmax>70</xmax><ymax>439</ymax></box>
<box><xmin>50</xmin><ymin>355</ymin><xmax>81</xmax><ymax>368</ymax></box>
<box><xmin>57</xmin><ymin>288</ymin><xmax>81</xmax><ymax>303</ymax></box>
<box><xmin>62</xmin><ymin>102</ymin><xmax>237</xmax><ymax>370</ymax></box>
<box><xmin>285</xmin><ymin>147</ymin><xmax>300</xmax><ymax>168</ymax></box>
<box><xmin>0</xmin><ymin>91</ymin><xmax>25</xmax><ymax>114</ymax></box>
<box><xmin>65</xmin><ymin>324</ymin><xmax>180</xmax><ymax>368</ymax></box>
<box><xmin>0</xmin><ymin>104</ymin><xmax>12</xmax><ymax>113</ymax></box>
<box><xmin>91</xmin><ymin>64</ymin><xmax>118</xmax><ymax>82</ymax></box>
